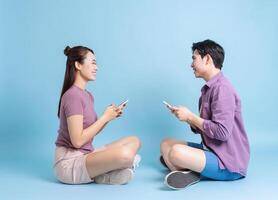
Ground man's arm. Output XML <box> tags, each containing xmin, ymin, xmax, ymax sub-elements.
<box><xmin>172</xmin><ymin>86</ymin><xmax>235</xmax><ymax>141</ymax></box>
<box><xmin>187</xmin><ymin>113</ymin><xmax>205</xmax><ymax>132</ymax></box>
<box><xmin>189</xmin><ymin>86</ymin><xmax>236</xmax><ymax>141</ymax></box>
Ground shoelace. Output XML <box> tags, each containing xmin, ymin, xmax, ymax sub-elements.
<box><xmin>132</xmin><ymin>154</ymin><xmax>141</xmax><ymax>170</ymax></box>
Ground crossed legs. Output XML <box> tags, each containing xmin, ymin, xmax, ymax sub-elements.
<box><xmin>85</xmin><ymin>136</ymin><xmax>141</xmax><ymax>178</ymax></box>
<box><xmin>160</xmin><ymin>138</ymin><xmax>206</xmax><ymax>173</ymax></box>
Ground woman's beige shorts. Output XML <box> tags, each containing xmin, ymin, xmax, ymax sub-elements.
<box><xmin>53</xmin><ymin>146</ymin><xmax>93</xmax><ymax>184</ymax></box>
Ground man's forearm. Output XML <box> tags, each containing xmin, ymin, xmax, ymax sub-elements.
<box><xmin>187</xmin><ymin>112</ymin><xmax>205</xmax><ymax>132</ymax></box>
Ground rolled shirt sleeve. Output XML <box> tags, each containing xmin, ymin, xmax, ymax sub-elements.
<box><xmin>202</xmin><ymin>85</ymin><xmax>236</xmax><ymax>141</ymax></box>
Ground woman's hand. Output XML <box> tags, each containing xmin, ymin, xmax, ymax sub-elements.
<box><xmin>102</xmin><ymin>104</ymin><xmax>123</xmax><ymax>122</ymax></box>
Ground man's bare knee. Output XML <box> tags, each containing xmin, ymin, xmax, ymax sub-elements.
<box><xmin>160</xmin><ymin>138</ymin><xmax>173</xmax><ymax>151</ymax></box>
<box><xmin>168</xmin><ymin>144</ymin><xmax>190</xmax><ymax>166</ymax></box>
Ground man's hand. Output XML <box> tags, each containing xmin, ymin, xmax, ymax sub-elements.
<box><xmin>171</xmin><ymin>106</ymin><xmax>192</xmax><ymax>122</ymax></box>
<box><xmin>169</xmin><ymin>105</ymin><xmax>205</xmax><ymax>131</ymax></box>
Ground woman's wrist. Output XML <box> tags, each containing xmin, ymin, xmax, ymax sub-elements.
<box><xmin>100</xmin><ymin>114</ymin><xmax>110</xmax><ymax>123</ymax></box>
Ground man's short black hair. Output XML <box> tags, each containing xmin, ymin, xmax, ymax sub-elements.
<box><xmin>192</xmin><ymin>39</ymin><xmax>225</xmax><ymax>69</ymax></box>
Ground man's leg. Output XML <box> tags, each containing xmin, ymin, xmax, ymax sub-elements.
<box><xmin>160</xmin><ymin>138</ymin><xmax>188</xmax><ymax>171</ymax></box>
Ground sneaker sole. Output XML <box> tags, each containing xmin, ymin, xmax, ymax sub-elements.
<box><xmin>165</xmin><ymin>171</ymin><xmax>200</xmax><ymax>190</ymax></box>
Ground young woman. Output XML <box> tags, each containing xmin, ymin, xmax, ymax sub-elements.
<box><xmin>54</xmin><ymin>45</ymin><xmax>141</xmax><ymax>185</ymax></box>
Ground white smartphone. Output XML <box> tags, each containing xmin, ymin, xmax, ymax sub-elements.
<box><xmin>118</xmin><ymin>100</ymin><xmax>129</xmax><ymax>108</ymax></box>
<box><xmin>163</xmin><ymin>101</ymin><xmax>174</xmax><ymax>110</ymax></box>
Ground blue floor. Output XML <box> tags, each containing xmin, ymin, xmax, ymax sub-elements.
<box><xmin>1</xmin><ymin>145</ymin><xmax>277</xmax><ymax>200</ymax></box>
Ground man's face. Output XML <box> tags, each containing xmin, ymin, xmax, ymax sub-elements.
<box><xmin>191</xmin><ymin>50</ymin><xmax>207</xmax><ymax>78</ymax></box>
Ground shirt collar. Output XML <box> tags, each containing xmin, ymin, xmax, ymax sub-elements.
<box><xmin>201</xmin><ymin>71</ymin><xmax>223</xmax><ymax>92</ymax></box>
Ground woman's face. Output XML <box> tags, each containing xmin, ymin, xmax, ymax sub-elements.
<box><xmin>78</xmin><ymin>51</ymin><xmax>98</xmax><ymax>81</ymax></box>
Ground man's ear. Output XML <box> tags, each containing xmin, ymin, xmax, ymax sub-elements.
<box><xmin>205</xmin><ymin>54</ymin><xmax>212</xmax><ymax>65</ymax></box>
<box><xmin>75</xmin><ymin>61</ymin><xmax>82</xmax><ymax>70</ymax></box>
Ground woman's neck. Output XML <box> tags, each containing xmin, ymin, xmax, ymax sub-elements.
<box><xmin>73</xmin><ymin>75</ymin><xmax>87</xmax><ymax>90</ymax></box>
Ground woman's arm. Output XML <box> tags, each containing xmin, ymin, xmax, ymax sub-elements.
<box><xmin>67</xmin><ymin>105</ymin><xmax>122</xmax><ymax>148</ymax></box>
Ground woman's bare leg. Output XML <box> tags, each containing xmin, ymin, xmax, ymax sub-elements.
<box><xmin>86</xmin><ymin>136</ymin><xmax>140</xmax><ymax>178</ymax></box>
<box><xmin>104</xmin><ymin>136</ymin><xmax>141</xmax><ymax>152</ymax></box>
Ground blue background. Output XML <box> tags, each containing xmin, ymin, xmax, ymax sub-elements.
<box><xmin>1</xmin><ymin>0</ymin><xmax>278</xmax><ymax>199</ymax></box>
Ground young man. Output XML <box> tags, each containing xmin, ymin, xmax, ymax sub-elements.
<box><xmin>160</xmin><ymin>39</ymin><xmax>250</xmax><ymax>189</ymax></box>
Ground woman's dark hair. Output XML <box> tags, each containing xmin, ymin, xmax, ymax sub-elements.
<box><xmin>57</xmin><ymin>45</ymin><xmax>94</xmax><ymax>117</ymax></box>
<box><xmin>192</xmin><ymin>39</ymin><xmax>225</xmax><ymax>69</ymax></box>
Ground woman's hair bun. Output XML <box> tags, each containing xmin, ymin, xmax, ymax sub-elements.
<box><xmin>64</xmin><ymin>46</ymin><xmax>71</xmax><ymax>56</ymax></box>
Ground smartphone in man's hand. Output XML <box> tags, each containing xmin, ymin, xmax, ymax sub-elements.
<box><xmin>163</xmin><ymin>101</ymin><xmax>174</xmax><ymax>110</ymax></box>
